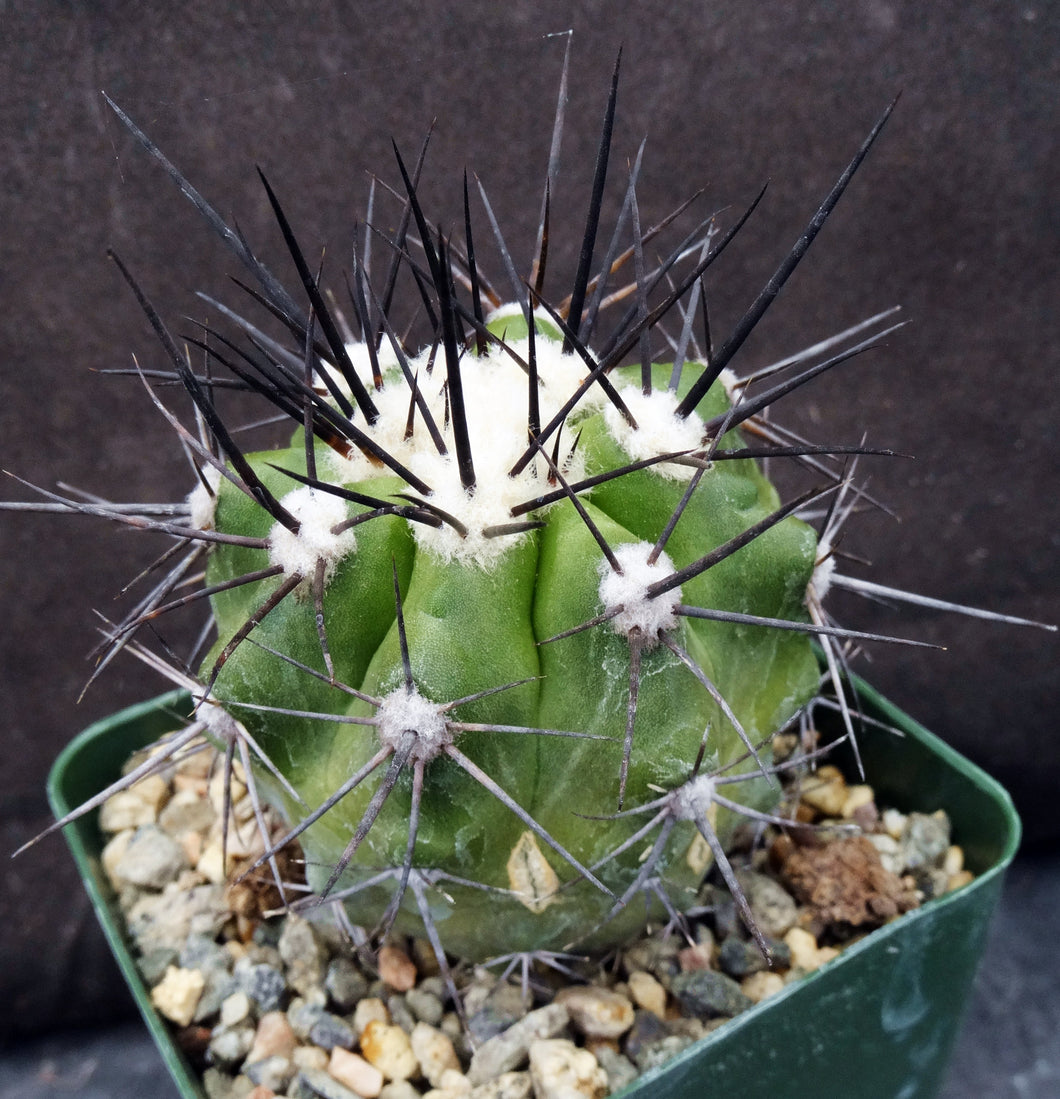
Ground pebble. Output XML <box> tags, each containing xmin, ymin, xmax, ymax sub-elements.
<box><xmin>196</xmin><ymin>839</ymin><xmax>230</xmax><ymax>885</ymax></box>
<box><xmin>295</xmin><ymin>1067</ymin><xmax>362</xmax><ymax>1099</ymax></box>
<box><xmin>621</xmin><ymin>937</ymin><xmax>681</xmax><ymax>987</ymax></box>
<box><xmin>881</xmin><ymin>808</ymin><xmax>908</xmax><ymax>839</ymax></box>
<box><xmin>292</xmin><ymin>1046</ymin><xmax>330</xmax><ymax>1073</ymax></box>
<box><xmin>670</xmin><ymin>970</ymin><xmax>754</xmax><ymax>1020</ymax></box>
<box><xmin>388</xmin><ymin>995</ymin><xmax>419</xmax><ymax>1036</ymax></box>
<box><xmin>151</xmin><ymin>965</ymin><xmax>205</xmax><ymax>1026</ymax></box>
<box><xmin>621</xmin><ymin>1010</ymin><xmax>671</xmax><ymax>1063</ymax></box>
<box><xmin>436</xmin><ymin>1068</ymin><xmax>472</xmax><ymax>1092</ymax></box>
<box><xmin>740</xmin><ymin>970</ymin><xmax>785</xmax><ymax>1003</ymax></box>
<box><xmin>717</xmin><ymin>935</ymin><xmax>783</xmax><ymax>979</ymax></box>
<box><xmin>202</xmin><ymin>1067</ymin><xmax>245</xmax><ymax>1099</ymax></box>
<box><xmin>326</xmin><ymin>957</ymin><xmax>369</xmax><ymax>1011</ymax></box>
<box><xmin>196</xmin><ymin>972</ymin><xmax>241</xmax><ymax>1025</ymax></box>
<box><xmin>360</xmin><ymin>1019</ymin><xmax>419</xmax><ymax>1081</ymax></box>
<box><xmin>159</xmin><ymin>786</ymin><xmax>217</xmax><ymax>836</ymax></box>
<box><xmin>406</xmin><ymin>986</ymin><xmax>445</xmax><ymax>1027</ymax></box>
<box><xmin>901</xmin><ymin>811</ymin><xmax>951</xmax><ymax>869</ymax></box>
<box><xmin>236</xmin><ymin>958</ymin><xmax>288</xmax><ymax>1014</ymax></box>
<box><xmin>734</xmin><ymin>869</ymin><xmax>798</xmax><ymax>938</ymax></box>
<box><xmin>630</xmin><ymin>1034</ymin><xmax>694</xmax><ymax>1072</ymax></box>
<box><xmin>209</xmin><ymin>1026</ymin><xmax>256</xmax><ymax>1070</ymax></box>
<box><xmin>381</xmin><ymin>1083</ymin><xmax>425</xmax><ymax>1099</ymax></box>
<box><xmin>126</xmin><ymin>882</ymin><xmax>229</xmax><ymax>954</ymax></box>
<box><xmin>247</xmin><ymin>1011</ymin><xmax>298</xmax><ymax>1064</ymax></box>
<box><xmin>783</xmin><ymin>928</ymin><xmax>839</xmax><ymax>973</ymax></box>
<box><xmin>411</xmin><ymin>1022</ymin><xmax>462</xmax><ymax>1086</ymax></box>
<box><xmin>466</xmin><ymin>1073</ymin><xmax>532</xmax><ymax>1099</ymax></box>
<box><xmin>279</xmin><ymin>915</ymin><xmax>331</xmax><ymax>997</ymax></box>
<box><xmin>328</xmin><ymin>1047</ymin><xmax>385</xmax><ymax>1097</ymax></box>
<box><xmin>553</xmin><ymin>986</ymin><xmax>634</xmax><ymax>1040</ymax></box>
<box><xmin>379</xmin><ymin>944</ymin><xmax>419</xmax><ymax>991</ymax></box>
<box><xmin>625</xmin><ymin>971</ymin><xmax>666</xmax><ymax>1020</ymax></box>
<box><xmin>527</xmin><ymin>1039</ymin><xmax>607</xmax><ymax>1099</ymax></box>
<box><xmin>799</xmin><ymin>765</ymin><xmax>848</xmax><ymax>816</ymax></box>
<box><xmin>866</xmin><ymin>832</ymin><xmax>904</xmax><ymax>874</ymax></box>
<box><xmin>289</xmin><ymin>999</ymin><xmax>329</xmax><ymax>1040</ymax></box>
<box><xmin>245</xmin><ymin>1055</ymin><xmax>295</xmax><ymax>1093</ymax></box>
<box><xmin>138</xmin><ymin>946</ymin><xmax>179</xmax><ymax>986</ymax></box>
<box><xmin>676</xmin><ymin>940</ymin><xmax>713</xmax><ymax>972</ymax></box>
<box><xmin>352</xmin><ymin>997</ymin><xmax>391</xmax><ymax>1038</ymax></box>
<box><xmin>116</xmin><ymin>824</ymin><xmax>189</xmax><ymax>889</ymax></box>
<box><xmin>101</xmin><ymin>830</ymin><xmax>135</xmax><ymax>890</ymax></box>
<box><xmin>309</xmin><ymin>1012</ymin><xmax>356</xmax><ymax>1052</ymax></box>
<box><xmin>467</xmin><ymin>1004</ymin><xmax>570</xmax><ymax>1085</ymax></box>
<box><xmin>183</xmin><ymin>932</ymin><xmax>233</xmax><ymax>977</ymax></box>
<box><xmin>840</xmin><ymin>784</ymin><xmax>875</xmax><ymax>819</ymax></box>
<box><xmin>221</xmin><ymin>991</ymin><xmax>254</xmax><ymax>1028</ymax></box>
<box><xmin>593</xmin><ymin>1046</ymin><xmax>638</xmax><ymax>1094</ymax></box>
<box><xmin>467</xmin><ymin>983</ymin><xmax>527</xmax><ymax>1044</ymax></box>
<box><xmin>101</xmin><ymin>775</ymin><xmax>170</xmax><ymax>831</ymax></box>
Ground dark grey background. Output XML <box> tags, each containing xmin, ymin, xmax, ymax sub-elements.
<box><xmin>1</xmin><ymin>0</ymin><xmax>1056</xmax><ymax>1041</ymax></box>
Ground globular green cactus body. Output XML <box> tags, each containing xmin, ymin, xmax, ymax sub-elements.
<box><xmin>203</xmin><ymin>317</ymin><xmax>820</xmax><ymax>959</ymax></box>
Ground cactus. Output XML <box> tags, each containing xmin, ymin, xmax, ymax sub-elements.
<box><xmin>9</xmin><ymin>49</ymin><xmax>1054</xmax><ymax>982</ymax></box>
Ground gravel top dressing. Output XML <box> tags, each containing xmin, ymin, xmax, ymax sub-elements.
<box><xmin>100</xmin><ymin>729</ymin><xmax>970</xmax><ymax>1099</ymax></box>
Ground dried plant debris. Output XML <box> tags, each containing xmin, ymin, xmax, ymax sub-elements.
<box><xmin>99</xmin><ymin>729</ymin><xmax>972</xmax><ymax>1098</ymax></box>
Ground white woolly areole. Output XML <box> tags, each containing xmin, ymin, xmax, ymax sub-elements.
<box><xmin>598</xmin><ymin>541</ymin><xmax>681</xmax><ymax>639</ymax></box>
<box><xmin>375</xmin><ymin>686</ymin><xmax>451</xmax><ymax>761</ymax></box>
<box><xmin>717</xmin><ymin>367</ymin><xmax>741</xmax><ymax>401</ymax></box>
<box><xmin>810</xmin><ymin>540</ymin><xmax>837</xmax><ymax>599</ymax></box>
<box><xmin>317</xmin><ymin>340</ymin><xmax>401</xmax><ymax>402</ymax></box>
<box><xmin>326</xmin><ymin>322</ymin><xmax>603</xmax><ymax>569</ymax></box>
<box><xmin>672</xmin><ymin>773</ymin><xmax>717</xmax><ymax>821</ymax></box>
<box><xmin>197</xmin><ymin>697</ymin><xmax>242</xmax><ymax>742</ymax></box>
<box><xmin>186</xmin><ymin>466</ymin><xmax>222</xmax><ymax>531</ymax></box>
<box><xmin>267</xmin><ymin>486</ymin><xmax>358</xmax><ymax>581</ymax></box>
<box><xmin>603</xmin><ymin>385</ymin><xmax>705</xmax><ymax>480</ymax></box>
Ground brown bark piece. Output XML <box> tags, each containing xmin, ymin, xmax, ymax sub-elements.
<box><xmin>779</xmin><ymin>836</ymin><xmax>919</xmax><ymax>932</ymax></box>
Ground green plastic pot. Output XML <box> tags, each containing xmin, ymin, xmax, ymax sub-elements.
<box><xmin>48</xmin><ymin>675</ymin><xmax>1019</xmax><ymax>1099</ymax></box>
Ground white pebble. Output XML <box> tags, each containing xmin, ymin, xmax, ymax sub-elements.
<box><xmin>100</xmin><ymin>775</ymin><xmax>170</xmax><ymax>832</ymax></box>
<box><xmin>741</xmin><ymin>971</ymin><xmax>785</xmax><ymax>1003</ymax></box>
<box><xmin>220</xmin><ymin>990</ymin><xmax>252</xmax><ymax>1027</ymax></box>
<box><xmin>360</xmin><ymin>1019</ymin><xmax>419</xmax><ymax>1081</ymax></box>
<box><xmin>150</xmin><ymin>965</ymin><xmax>205</xmax><ymax>1027</ymax></box>
<box><xmin>528</xmin><ymin>1039</ymin><xmax>608</xmax><ymax>1099</ymax></box>
<box><xmin>882</xmin><ymin>808</ymin><xmax>908</xmax><ymax>839</ymax></box>
<box><xmin>380</xmin><ymin>1082</ymin><xmax>424</xmax><ymax>1099</ymax></box>
<box><xmin>468</xmin><ymin>1073</ymin><xmax>533</xmax><ymax>1099</ymax></box>
<box><xmin>353</xmin><ymin>997</ymin><xmax>391</xmax><ymax>1038</ymax></box>
<box><xmin>627</xmin><ymin>971</ymin><xmax>667</xmax><ymax>1019</ymax></box>
<box><xmin>799</xmin><ymin>765</ymin><xmax>848</xmax><ymax>816</ymax></box>
<box><xmin>293</xmin><ymin>1046</ymin><xmax>330</xmax><ymax>1073</ymax></box>
<box><xmin>101</xmin><ymin>830</ymin><xmax>134</xmax><ymax>891</ymax></box>
<box><xmin>554</xmin><ymin>986</ymin><xmax>635</xmax><ymax>1039</ymax></box>
<box><xmin>467</xmin><ymin>1003</ymin><xmax>570</xmax><ymax>1085</ymax></box>
<box><xmin>411</xmin><ymin>1022</ymin><xmax>462</xmax><ymax>1086</ymax></box>
<box><xmin>329</xmin><ymin>1047</ymin><xmax>385</xmax><ymax>1097</ymax></box>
